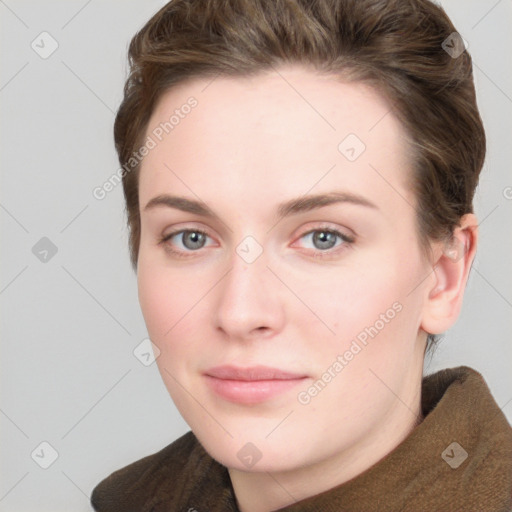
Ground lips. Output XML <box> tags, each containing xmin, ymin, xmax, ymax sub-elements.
<box><xmin>204</xmin><ymin>365</ymin><xmax>306</xmax><ymax>381</ymax></box>
<box><xmin>203</xmin><ymin>365</ymin><xmax>309</xmax><ymax>404</ymax></box>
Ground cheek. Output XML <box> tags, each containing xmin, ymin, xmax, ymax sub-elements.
<box><xmin>136</xmin><ymin>258</ymin><xmax>196</xmax><ymax>348</ymax></box>
<box><xmin>312</xmin><ymin>262</ymin><xmax>397</xmax><ymax>327</ymax></box>
<box><xmin>137</xmin><ymin>258</ymin><xmax>207</xmax><ymax>360</ymax></box>
<box><xmin>137</xmin><ymin>263</ymin><xmax>197</xmax><ymax>403</ymax></box>
<box><xmin>311</xmin><ymin>249</ymin><xmax>423</xmax><ymax>362</ymax></box>
<box><xmin>137</xmin><ymin>264</ymin><xmax>169</xmax><ymax>337</ymax></box>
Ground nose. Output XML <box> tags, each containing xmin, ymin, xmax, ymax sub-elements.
<box><xmin>213</xmin><ymin>244</ymin><xmax>285</xmax><ymax>342</ymax></box>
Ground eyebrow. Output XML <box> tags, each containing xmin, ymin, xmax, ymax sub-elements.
<box><xmin>143</xmin><ymin>191</ymin><xmax>378</xmax><ymax>220</ymax></box>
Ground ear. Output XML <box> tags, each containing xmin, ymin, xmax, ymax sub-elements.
<box><xmin>420</xmin><ymin>213</ymin><xmax>478</xmax><ymax>335</ymax></box>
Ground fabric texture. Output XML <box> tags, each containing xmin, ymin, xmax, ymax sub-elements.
<box><xmin>90</xmin><ymin>366</ymin><xmax>512</xmax><ymax>511</ymax></box>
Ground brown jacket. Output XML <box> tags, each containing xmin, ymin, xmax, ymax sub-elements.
<box><xmin>91</xmin><ymin>366</ymin><xmax>512</xmax><ymax>511</ymax></box>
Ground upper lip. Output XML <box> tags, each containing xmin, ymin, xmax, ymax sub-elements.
<box><xmin>204</xmin><ymin>365</ymin><xmax>307</xmax><ymax>381</ymax></box>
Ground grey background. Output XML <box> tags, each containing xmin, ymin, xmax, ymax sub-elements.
<box><xmin>1</xmin><ymin>1</ymin><xmax>511</xmax><ymax>510</ymax></box>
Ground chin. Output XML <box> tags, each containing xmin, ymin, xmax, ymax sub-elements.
<box><xmin>193</xmin><ymin>428</ymin><xmax>307</xmax><ymax>473</ymax></box>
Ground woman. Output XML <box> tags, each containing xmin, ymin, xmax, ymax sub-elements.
<box><xmin>91</xmin><ymin>0</ymin><xmax>512</xmax><ymax>510</ymax></box>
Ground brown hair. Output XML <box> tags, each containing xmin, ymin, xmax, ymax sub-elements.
<box><xmin>114</xmin><ymin>0</ymin><xmax>486</xmax><ymax>353</ymax></box>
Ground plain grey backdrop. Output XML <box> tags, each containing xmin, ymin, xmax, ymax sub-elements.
<box><xmin>1</xmin><ymin>1</ymin><xmax>511</xmax><ymax>510</ymax></box>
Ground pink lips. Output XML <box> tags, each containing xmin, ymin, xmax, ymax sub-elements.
<box><xmin>204</xmin><ymin>365</ymin><xmax>308</xmax><ymax>404</ymax></box>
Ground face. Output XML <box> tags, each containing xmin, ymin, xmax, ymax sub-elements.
<box><xmin>137</xmin><ymin>64</ymin><xmax>431</xmax><ymax>474</ymax></box>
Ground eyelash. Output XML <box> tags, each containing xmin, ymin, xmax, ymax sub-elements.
<box><xmin>158</xmin><ymin>226</ymin><xmax>355</xmax><ymax>260</ymax></box>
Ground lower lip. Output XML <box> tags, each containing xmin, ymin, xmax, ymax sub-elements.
<box><xmin>204</xmin><ymin>375</ymin><xmax>308</xmax><ymax>404</ymax></box>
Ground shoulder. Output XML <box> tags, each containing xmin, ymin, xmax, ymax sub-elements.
<box><xmin>90</xmin><ymin>430</ymin><xmax>211</xmax><ymax>511</ymax></box>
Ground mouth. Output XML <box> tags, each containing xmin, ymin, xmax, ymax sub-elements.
<box><xmin>203</xmin><ymin>365</ymin><xmax>309</xmax><ymax>404</ymax></box>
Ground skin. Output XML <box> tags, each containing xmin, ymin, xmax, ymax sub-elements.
<box><xmin>136</xmin><ymin>63</ymin><xmax>478</xmax><ymax>512</ymax></box>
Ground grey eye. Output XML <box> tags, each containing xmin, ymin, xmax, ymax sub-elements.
<box><xmin>180</xmin><ymin>231</ymin><xmax>207</xmax><ymax>250</ymax></box>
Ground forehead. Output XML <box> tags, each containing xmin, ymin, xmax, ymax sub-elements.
<box><xmin>139</xmin><ymin>64</ymin><xmax>413</xmax><ymax>213</ymax></box>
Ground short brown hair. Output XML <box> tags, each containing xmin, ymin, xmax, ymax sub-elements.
<box><xmin>114</xmin><ymin>0</ymin><xmax>486</xmax><ymax>351</ymax></box>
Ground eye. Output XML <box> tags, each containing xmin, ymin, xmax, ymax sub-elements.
<box><xmin>294</xmin><ymin>227</ymin><xmax>354</xmax><ymax>258</ymax></box>
<box><xmin>159</xmin><ymin>228</ymin><xmax>214</xmax><ymax>258</ymax></box>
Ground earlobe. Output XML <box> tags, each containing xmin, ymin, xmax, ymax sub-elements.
<box><xmin>421</xmin><ymin>214</ymin><xmax>478</xmax><ymax>335</ymax></box>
